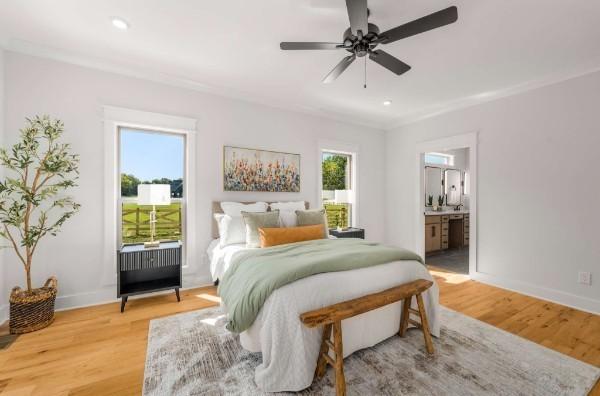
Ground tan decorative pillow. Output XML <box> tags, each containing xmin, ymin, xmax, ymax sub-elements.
<box><xmin>241</xmin><ymin>210</ymin><xmax>280</xmax><ymax>248</ymax></box>
<box><xmin>295</xmin><ymin>209</ymin><xmax>328</xmax><ymax>238</ymax></box>
<box><xmin>259</xmin><ymin>225</ymin><xmax>324</xmax><ymax>248</ymax></box>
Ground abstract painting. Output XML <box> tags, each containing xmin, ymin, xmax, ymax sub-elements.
<box><xmin>223</xmin><ymin>146</ymin><xmax>300</xmax><ymax>192</ymax></box>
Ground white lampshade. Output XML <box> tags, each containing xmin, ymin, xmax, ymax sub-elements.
<box><xmin>334</xmin><ymin>189</ymin><xmax>351</xmax><ymax>203</ymax></box>
<box><xmin>137</xmin><ymin>184</ymin><xmax>171</xmax><ymax>206</ymax></box>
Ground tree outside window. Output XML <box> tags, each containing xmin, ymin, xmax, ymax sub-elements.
<box><xmin>322</xmin><ymin>152</ymin><xmax>352</xmax><ymax>229</ymax></box>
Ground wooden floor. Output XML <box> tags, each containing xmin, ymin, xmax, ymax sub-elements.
<box><xmin>1</xmin><ymin>271</ymin><xmax>599</xmax><ymax>395</ymax></box>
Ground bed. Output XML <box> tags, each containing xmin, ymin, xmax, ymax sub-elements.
<box><xmin>208</xmin><ymin>201</ymin><xmax>440</xmax><ymax>392</ymax></box>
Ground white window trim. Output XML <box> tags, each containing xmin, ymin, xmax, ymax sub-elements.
<box><xmin>317</xmin><ymin>139</ymin><xmax>359</xmax><ymax>228</ymax></box>
<box><xmin>424</xmin><ymin>152</ymin><xmax>455</xmax><ymax>166</ymax></box>
<box><xmin>102</xmin><ymin>106</ymin><xmax>197</xmax><ymax>286</ymax></box>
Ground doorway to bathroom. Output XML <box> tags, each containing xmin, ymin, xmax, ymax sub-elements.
<box><xmin>424</xmin><ymin>149</ymin><xmax>470</xmax><ymax>274</ymax></box>
<box><xmin>416</xmin><ymin>133</ymin><xmax>477</xmax><ymax>277</ymax></box>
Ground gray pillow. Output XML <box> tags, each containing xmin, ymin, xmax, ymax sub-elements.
<box><xmin>295</xmin><ymin>209</ymin><xmax>328</xmax><ymax>238</ymax></box>
<box><xmin>241</xmin><ymin>210</ymin><xmax>280</xmax><ymax>248</ymax></box>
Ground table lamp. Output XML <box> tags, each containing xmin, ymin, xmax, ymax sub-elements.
<box><xmin>137</xmin><ymin>184</ymin><xmax>171</xmax><ymax>248</ymax></box>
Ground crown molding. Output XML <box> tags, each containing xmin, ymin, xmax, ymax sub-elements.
<box><xmin>1</xmin><ymin>38</ymin><xmax>386</xmax><ymax>132</ymax></box>
<box><xmin>384</xmin><ymin>58</ymin><xmax>600</xmax><ymax>130</ymax></box>
<box><xmin>4</xmin><ymin>38</ymin><xmax>600</xmax><ymax>134</ymax></box>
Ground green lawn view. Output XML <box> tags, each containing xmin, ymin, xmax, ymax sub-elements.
<box><xmin>121</xmin><ymin>200</ymin><xmax>346</xmax><ymax>244</ymax></box>
<box><xmin>324</xmin><ymin>203</ymin><xmax>350</xmax><ymax>229</ymax></box>
<box><xmin>122</xmin><ymin>201</ymin><xmax>182</xmax><ymax>244</ymax></box>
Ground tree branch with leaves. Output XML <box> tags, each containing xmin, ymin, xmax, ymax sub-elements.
<box><xmin>0</xmin><ymin>116</ymin><xmax>80</xmax><ymax>293</ymax></box>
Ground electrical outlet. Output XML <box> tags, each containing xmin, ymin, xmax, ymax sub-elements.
<box><xmin>578</xmin><ymin>271</ymin><xmax>592</xmax><ymax>286</ymax></box>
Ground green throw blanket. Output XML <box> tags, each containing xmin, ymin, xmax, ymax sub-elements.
<box><xmin>218</xmin><ymin>238</ymin><xmax>423</xmax><ymax>333</ymax></box>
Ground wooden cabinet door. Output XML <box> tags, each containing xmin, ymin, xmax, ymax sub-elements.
<box><xmin>425</xmin><ymin>224</ymin><xmax>441</xmax><ymax>253</ymax></box>
<box><xmin>430</xmin><ymin>224</ymin><xmax>441</xmax><ymax>251</ymax></box>
<box><xmin>425</xmin><ymin>224</ymin><xmax>432</xmax><ymax>252</ymax></box>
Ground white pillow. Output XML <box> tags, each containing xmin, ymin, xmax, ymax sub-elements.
<box><xmin>269</xmin><ymin>201</ymin><xmax>306</xmax><ymax>212</ymax></box>
<box><xmin>214</xmin><ymin>213</ymin><xmax>246</xmax><ymax>246</ymax></box>
<box><xmin>220</xmin><ymin>201</ymin><xmax>268</xmax><ymax>216</ymax></box>
<box><xmin>270</xmin><ymin>201</ymin><xmax>306</xmax><ymax>227</ymax></box>
<box><xmin>276</xmin><ymin>211</ymin><xmax>297</xmax><ymax>227</ymax></box>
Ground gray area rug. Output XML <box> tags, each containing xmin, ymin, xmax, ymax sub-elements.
<box><xmin>143</xmin><ymin>306</ymin><xmax>600</xmax><ymax>395</ymax></box>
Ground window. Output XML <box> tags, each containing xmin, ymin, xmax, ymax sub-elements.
<box><xmin>321</xmin><ymin>151</ymin><xmax>354</xmax><ymax>229</ymax></box>
<box><xmin>119</xmin><ymin>128</ymin><xmax>185</xmax><ymax>245</ymax></box>
<box><xmin>425</xmin><ymin>152</ymin><xmax>454</xmax><ymax>166</ymax></box>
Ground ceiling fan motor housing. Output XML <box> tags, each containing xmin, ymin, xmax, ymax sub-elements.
<box><xmin>344</xmin><ymin>23</ymin><xmax>380</xmax><ymax>57</ymax></box>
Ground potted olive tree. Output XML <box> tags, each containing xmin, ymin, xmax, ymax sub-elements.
<box><xmin>0</xmin><ymin>116</ymin><xmax>80</xmax><ymax>334</ymax></box>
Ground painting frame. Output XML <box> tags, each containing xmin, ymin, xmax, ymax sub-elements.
<box><xmin>223</xmin><ymin>146</ymin><xmax>301</xmax><ymax>192</ymax></box>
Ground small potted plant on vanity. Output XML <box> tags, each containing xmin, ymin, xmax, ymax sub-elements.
<box><xmin>0</xmin><ymin>116</ymin><xmax>80</xmax><ymax>334</ymax></box>
<box><xmin>437</xmin><ymin>195</ymin><xmax>444</xmax><ymax>211</ymax></box>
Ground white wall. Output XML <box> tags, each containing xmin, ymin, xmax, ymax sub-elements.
<box><xmin>386</xmin><ymin>70</ymin><xmax>600</xmax><ymax>313</ymax></box>
<box><xmin>0</xmin><ymin>49</ymin><xmax>6</xmax><ymax>324</ymax></box>
<box><xmin>3</xmin><ymin>52</ymin><xmax>386</xmax><ymax>311</ymax></box>
<box><xmin>446</xmin><ymin>148</ymin><xmax>469</xmax><ymax>173</ymax></box>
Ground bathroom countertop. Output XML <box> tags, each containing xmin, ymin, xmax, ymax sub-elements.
<box><xmin>424</xmin><ymin>210</ymin><xmax>470</xmax><ymax>216</ymax></box>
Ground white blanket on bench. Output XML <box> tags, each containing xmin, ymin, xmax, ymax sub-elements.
<box><xmin>238</xmin><ymin>259</ymin><xmax>439</xmax><ymax>392</ymax></box>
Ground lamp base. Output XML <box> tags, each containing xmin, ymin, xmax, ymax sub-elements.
<box><xmin>144</xmin><ymin>241</ymin><xmax>160</xmax><ymax>249</ymax></box>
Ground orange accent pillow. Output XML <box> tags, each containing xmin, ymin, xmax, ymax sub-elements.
<box><xmin>259</xmin><ymin>224</ymin><xmax>325</xmax><ymax>248</ymax></box>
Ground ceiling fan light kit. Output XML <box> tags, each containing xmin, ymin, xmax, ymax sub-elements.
<box><xmin>280</xmin><ymin>1</ymin><xmax>458</xmax><ymax>85</ymax></box>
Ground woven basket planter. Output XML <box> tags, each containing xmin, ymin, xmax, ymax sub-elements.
<box><xmin>9</xmin><ymin>277</ymin><xmax>58</xmax><ymax>334</ymax></box>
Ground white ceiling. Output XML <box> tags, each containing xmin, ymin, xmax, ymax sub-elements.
<box><xmin>1</xmin><ymin>0</ymin><xmax>600</xmax><ymax>129</ymax></box>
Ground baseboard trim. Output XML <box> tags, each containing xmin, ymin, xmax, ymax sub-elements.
<box><xmin>471</xmin><ymin>272</ymin><xmax>600</xmax><ymax>315</ymax></box>
<box><xmin>53</xmin><ymin>275</ymin><xmax>214</xmax><ymax>313</ymax></box>
<box><xmin>0</xmin><ymin>304</ymin><xmax>8</xmax><ymax>327</ymax></box>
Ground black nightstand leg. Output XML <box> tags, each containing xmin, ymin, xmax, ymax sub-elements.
<box><xmin>120</xmin><ymin>296</ymin><xmax>128</xmax><ymax>313</ymax></box>
<box><xmin>175</xmin><ymin>288</ymin><xmax>181</xmax><ymax>302</ymax></box>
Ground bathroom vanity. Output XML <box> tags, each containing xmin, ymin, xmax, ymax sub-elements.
<box><xmin>425</xmin><ymin>211</ymin><xmax>469</xmax><ymax>253</ymax></box>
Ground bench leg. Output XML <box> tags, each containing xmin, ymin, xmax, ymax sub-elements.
<box><xmin>332</xmin><ymin>321</ymin><xmax>346</xmax><ymax>396</ymax></box>
<box><xmin>416</xmin><ymin>293</ymin><xmax>434</xmax><ymax>354</ymax></box>
<box><xmin>315</xmin><ymin>323</ymin><xmax>332</xmax><ymax>379</ymax></box>
<box><xmin>399</xmin><ymin>296</ymin><xmax>411</xmax><ymax>337</ymax></box>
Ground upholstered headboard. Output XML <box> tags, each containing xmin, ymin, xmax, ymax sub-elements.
<box><xmin>211</xmin><ymin>201</ymin><xmax>309</xmax><ymax>239</ymax></box>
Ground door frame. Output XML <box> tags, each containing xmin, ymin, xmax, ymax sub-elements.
<box><xmin>415</xmin><ymin>132</ymin><xmax>478</xmax><ymax>275</ymax></box>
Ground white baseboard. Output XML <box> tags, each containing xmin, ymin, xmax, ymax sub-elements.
<box><xmin>0</xmin><ymin>275</ymin><xmax>215</xmax><ymax>325</ymax></box>
<box><xmin>55</xmin><ymin>277</ymin><xmax>215</xmax><ymax>313</ymax></box>
<box><xmin>0</xmin><ymin>304</ymin><xmax>7</xmax><ymax>326</ymax></box>
<box><xmin>471</xmin><ymin>271</ymin><xmax>600</xmax><ymax>315</ymax></box>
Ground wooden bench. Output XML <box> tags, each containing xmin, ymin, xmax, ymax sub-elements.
<box><xmin>300</xmin><ymin>279</ymin><xmax>434</xmax><ymax>396</ymax></box>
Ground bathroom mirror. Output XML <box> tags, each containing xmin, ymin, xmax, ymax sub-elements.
<box><xmin>424</xmin><ymin>166</ymin><xmax>443</xmax><ymax>206</ymax></box>
<box><xmin>445</xmin><ymin>169</ymin><xmax>462</xmax><ymax>206</ymax></box>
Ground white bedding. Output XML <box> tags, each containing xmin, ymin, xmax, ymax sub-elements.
<box><xmin>207</xmin><ymin>236</ymin><xmax>337</xmax><ymax>282</ymax></box>
<box><xmin>207</xmin><ymin>240</ymin><xmax>440</xmax><ymax>392</ymax></box>
<box><xmin>207</xmin><ymin>238</ymin><xmax>250</xmax><ymax>282</ymax></box>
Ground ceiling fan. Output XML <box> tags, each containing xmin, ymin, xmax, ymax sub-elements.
<box><xmin>280</xmin><ymin>1</ymin><xmax>458</xmax><ymax>85</ymax></box>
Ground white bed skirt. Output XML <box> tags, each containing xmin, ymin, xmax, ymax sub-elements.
<box><xmin>234</xmin><ymin>260</ymin><xmax>439</xmax><ymax>392</ymax></box>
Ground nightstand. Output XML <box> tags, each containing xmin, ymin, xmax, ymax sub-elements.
<box><xmin>117</xmin><ymin>241</ymin><xmax>182</xmax><ymax>312</ymax></box>
<box><xmin>329</xmin><ymin>227</ymin><xmax>365</xmax><ymax>239</ymax></box>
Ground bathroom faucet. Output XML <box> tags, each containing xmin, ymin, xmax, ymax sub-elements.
<box><xmin>454</xmin><ymin>204</ymin><xmax>464</xmax><ymax>211</ymax></box>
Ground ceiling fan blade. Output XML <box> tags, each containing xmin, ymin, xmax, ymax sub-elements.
<box><xmin>345</xmin><ymin>0</ymin><xmax>368</xmax><ymax>37</ymax></box>
<box><xmin>323</xmin><ymin>55</ymin><xmax>356</xmax><ymax>83</ymax></box>
<box><xmin>378</xmin><ymin>6</ymin><xmax>458</xmax><ymax>44</ymax></box>
<box><xmin>280</xmin><ymin>42</ymin><xmax>343</xmax><ymax>50</ymax></box>
<box><xmin>369</xmin><ymin>50</ymin><xmax>411</xmax><ymax>75</ymax></box>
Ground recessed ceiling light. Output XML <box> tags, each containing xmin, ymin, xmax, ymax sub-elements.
<box><xmin>383</xmin><ymin>100</ymin><xmax>392</xmax><ymax>106</ymax></box>
<box><xmin>111</xmin><ymin>17</ymin><xmax>130</xmax><ymax>30</ymax></box>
